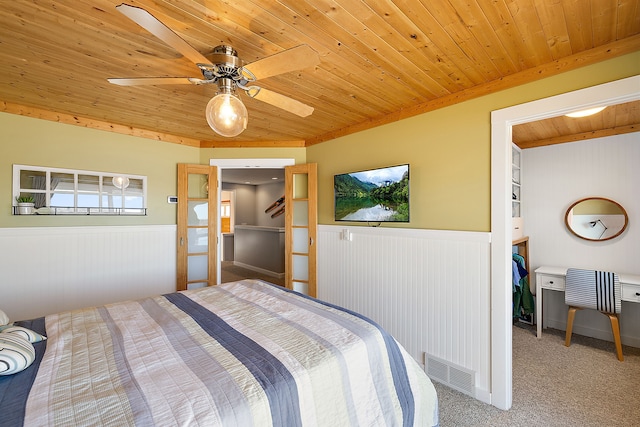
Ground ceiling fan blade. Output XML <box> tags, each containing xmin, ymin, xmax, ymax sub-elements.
<box><xmin>108</xmin><ymin>77</ymin><xmax>194</xmax><ymax>86</ymax></box>
<box><xmin>250</xmin><ymin>88</ymin><xmax>314</xmax><ymax>117</ymax></box>
<box><xmin>243</xmin><ymin>45</ymin><xmax>320</xmax><ymax>81</ymax></box>
<box><xmin>116</xmin><ymin>3</ymin><xmax>211</xmax><ymax>66</ymax></box>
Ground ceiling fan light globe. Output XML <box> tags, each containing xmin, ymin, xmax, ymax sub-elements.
<box><xmin>206</xmin><ymin>93</ymin><xmax>248</xmax><ymax>137</ymax></box>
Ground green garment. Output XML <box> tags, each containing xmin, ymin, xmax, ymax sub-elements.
<box><xmin>513</xmin><ymin>254</ymin><xmax>535</xmax><ymax>320</ymax></box>
<box><xmin>513</xmin><ymin>275</ymin><xmax>535</xmax><ymax>319</ymax></box>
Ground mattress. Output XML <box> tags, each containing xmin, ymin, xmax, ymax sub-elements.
<box><xmin>0</xmin><ymin>279</ymin><xmax>438</xmax><ymax>426</ymax></box>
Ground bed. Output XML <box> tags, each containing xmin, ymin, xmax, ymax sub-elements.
<box><xmin>0</xmin><ymin>279</ymin><xmax>438</xmax><ymax>426</ymax></box>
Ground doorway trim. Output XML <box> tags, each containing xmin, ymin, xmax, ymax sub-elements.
<box><xmin>209</xmin><ymin>158</ymin><xmax>295</xmax><ymax>284</ymax></box>
<box><xmin>490</xmin><ymin>75</ymin><xmax>639</xmax><ymax>410</ymax></box>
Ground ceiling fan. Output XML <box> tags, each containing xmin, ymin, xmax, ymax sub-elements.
<box><xmin>108</xmin><ymin>3</ymin><xmax>320</xmax><ymax>137</ymax></box>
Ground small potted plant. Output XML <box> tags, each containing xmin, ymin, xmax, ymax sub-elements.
<box><xmin>15</xmin><ymin>195</ymin><xmax>35</xmax><ymax>215</ymax></box>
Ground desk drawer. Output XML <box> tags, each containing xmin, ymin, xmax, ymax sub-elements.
<box><xmin>538</xmin><ymin>274</ymin><xmax>565</xmax><ymax>291</ymax></box>
<box><xmin>622</xmin><ymin>283</ymin><xmax>640</xmax><ymax>303</ymax></box>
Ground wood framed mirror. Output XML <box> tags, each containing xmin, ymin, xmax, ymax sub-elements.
<box><xmin>565</xmin><ymin>197</ymin><xmax>628</xmax><ymax>242</ymax></box>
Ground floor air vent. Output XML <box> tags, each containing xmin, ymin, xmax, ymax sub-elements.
<box><xmin>424</xmin><ymin>354</ymin><xmax>475</xmax><ymax>397</ymax></box>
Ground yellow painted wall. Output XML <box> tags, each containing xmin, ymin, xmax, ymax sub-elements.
<box><xmin>1</xmin><ymin>52</ymin><xmax>637</xmax><ymax>231</ymax></box>
<box><xmin>307</xmin><ymin>51</ymin><xmax>640</xmax><ymax>231</ymax></box>
<box><xmin>0</xmin><ymin>115</ymin><xmax>307</xmax><ymax>228</ymax></box>
<box><xmin>0</xmin><ymin>113</ymin><xmax>200</xmax><ymax>227</ymax></box>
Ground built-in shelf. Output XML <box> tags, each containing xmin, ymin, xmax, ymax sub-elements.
<box><xmin>512</xmin><ymin>144</ymin><xmax>522</xmax><ymax>218</ymax></box>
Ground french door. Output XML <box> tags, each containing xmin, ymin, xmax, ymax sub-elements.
<box><xmin>177</xmin><ymin>164</ymin><xmax>218</xmax><ymax>291</ymax></box>
<box><xmin>285</xmin><ymin>163</ymin><xmax>317</xmax><ymax>297</ymax></box>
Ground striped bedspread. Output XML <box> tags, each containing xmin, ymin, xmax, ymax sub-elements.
<box><xmin>2</xmin><ymin>279</ymin><xmax>438</xmax><ymax>426</ymax></box>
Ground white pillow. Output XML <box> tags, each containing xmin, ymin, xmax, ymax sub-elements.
<box><xmin>1</xmin><ymin>326</ymin><xmax>47</xmax><ymax>343</ymax></box>
<box><xmin>0</xmin><ymin>334</ymin><xmax>36</xmax><ymax>375</ymax></box>
<box><xmin>0</xmin><ymin>309</ymin><xmax>9</xmax><ymax>326</ymax></box>
<box><xmin>0</xmin><ymin>324</ymin><xmax>14</xmax><ymax>332</ymax></box>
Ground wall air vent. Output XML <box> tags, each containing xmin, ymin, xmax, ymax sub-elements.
<box><xmin>424</xmin><ymin>353</ymin><xmax>475</xmax><ymax>397</ymax></box>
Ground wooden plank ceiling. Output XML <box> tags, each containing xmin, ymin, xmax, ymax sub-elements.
<box><xmin>0</xmin><ymin>0</ymin><xmax>639</xmax><ymax>148</ymax></box>
<box><xmin>513</xmin><ymin>100</ymin><xmax>639</xmax><ymax>149</ymax></box>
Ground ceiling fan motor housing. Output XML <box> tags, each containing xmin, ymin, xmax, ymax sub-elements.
<box><xmin>200</xmin><ymin>45</ymin><xmax>242</xmax><ymax>80</ymax></box>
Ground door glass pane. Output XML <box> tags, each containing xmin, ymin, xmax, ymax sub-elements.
<box><xmin>188</xmin><ymin>255</ymin><xmax>208</xmax><ymax>281</ymax></box>
<box><xmin>292</xmin><ymin>254</ymin><xmax>309</xmax><ymax>281</ymax></box>
<box><xmin>188</xmin><ymin>228</ymin><xmax>208</xmax><ymax>253</ymax></box>
<box><xmin>187</xmin><ymin>282</ymin><xmax>208</xmax><ymax>290</ymax></box>
<box><xmin>293</xmin><ymin>200</ymin><xmax>308</xmax><ymax>226</ymax></box>
<box><xmin>293</xmin><ymin>174</ymin><xmax>308</xmax><ymax>199</ymax></box>
<box><xmin>188</xmin><ymin>201</ymin><xmax>208</xmax><ymax>226</ymax></box>
<box><xmin>188</xmin><ymin>173</ymin><xmax>208</xmax><ymax>198</ymax></box>
<box><xmin>293</xmin><ymin>281</ymin><xmax>308</xmax><ymax>295</ymax></box>
<box><xmin>293</xmin><ymin>228</ymin><xmax>308</xmax><ymax>254</ymax></box>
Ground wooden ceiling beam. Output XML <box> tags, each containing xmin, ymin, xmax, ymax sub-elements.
<box><xmin>0</xmin><ymin>101</ymin><xmax>201</xmax><ymax>148</ymax></box>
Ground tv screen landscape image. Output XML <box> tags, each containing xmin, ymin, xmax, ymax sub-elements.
<box><xmin>334</xmin><ymin>164</ymin><xmax>409</xmax><ymax>222</ymax></box>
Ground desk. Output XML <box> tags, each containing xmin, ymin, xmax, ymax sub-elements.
<box><xmin>535</xmin><ymin>266</ymin><xmax>640</xmax><ymax>339</ymax></box>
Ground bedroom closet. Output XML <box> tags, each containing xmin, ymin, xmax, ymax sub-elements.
<box><xmin>513</xmin><ymin>236</ymin><xmax>533</xmax><ymax>324</ymax></box>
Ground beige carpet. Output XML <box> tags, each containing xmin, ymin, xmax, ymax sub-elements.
<box><xmin>435</xmin><ymin>323</ymin><xmax>640</xmax><ymax>426</ymax></box>
<box><xmin>221</xmin><ymin>261</ymin><xmax>285</xmax><ymax>287</ymax></box>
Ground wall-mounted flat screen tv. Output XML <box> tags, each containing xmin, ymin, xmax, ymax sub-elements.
<box><xmin>334</xmin><ymin>164</ymin><xmax>409</xmax><ymax>222</ymax></box>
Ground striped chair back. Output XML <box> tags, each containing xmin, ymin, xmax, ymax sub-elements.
<box><xmin>565</xmin><ymin>268</ymin><xmax>621</xmax><ymax>314</ymax></box>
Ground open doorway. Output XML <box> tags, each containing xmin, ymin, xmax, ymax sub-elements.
<box><xmin>211</xmin><ymin>159</ymin><xmax>295</xmax><ymax>286</ymax></box>
<box><xmin>490</xmin><ymin>75</ymin><xmax>639</xmax><ymax>410</ymax></box>
<box><xmin>220</xmin><ymin>168</ymin><xmax>285</xmax><ymax>286</ymax></box>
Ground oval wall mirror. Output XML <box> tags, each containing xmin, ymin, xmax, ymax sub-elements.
<box><xmin>565</xmin><ymin>197</ymin><xmax>628</xmax><ymax>241</ymax></box>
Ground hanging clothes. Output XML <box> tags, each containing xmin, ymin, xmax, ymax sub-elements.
<box><xmin>512</xmin><ymin>253</ymin><xmax>534</xmax><ymax>321</ymax></box>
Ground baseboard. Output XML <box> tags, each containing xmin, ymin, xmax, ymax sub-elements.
<box><xmin>233</xmin><ymin>261</ymin><xmax>284</xmax><ymax>279</ymax></box>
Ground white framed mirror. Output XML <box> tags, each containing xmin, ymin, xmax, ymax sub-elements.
<box><xmin>565</xmin><ymin>197</ymin><xmax>628</xmax><ymax>241</ymax></box>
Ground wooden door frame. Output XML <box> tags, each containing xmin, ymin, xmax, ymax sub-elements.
<box><xmin>177</xmin><ymin>164</ymin><xmax>218</xmax><ymax>291</ymax></box>
<box><xmin>285</xmin><ymin>163</ymin><xmax>318</xmax><ymax>297</ymax></box>
<box><xmin>490</xmin><ymin>75</ymin><xmax>639</xmax><ymax>410</ymax></box>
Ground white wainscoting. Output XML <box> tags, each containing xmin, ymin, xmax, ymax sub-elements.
<box><xmin>318</xmin><ymin>225</ymin><xmax>492</xmax><ymax>402</ymax></box>
<box><xmin>0</xmin><ymin>225</ymin><xmax>177</xmax><ymax>322</ymax></box>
